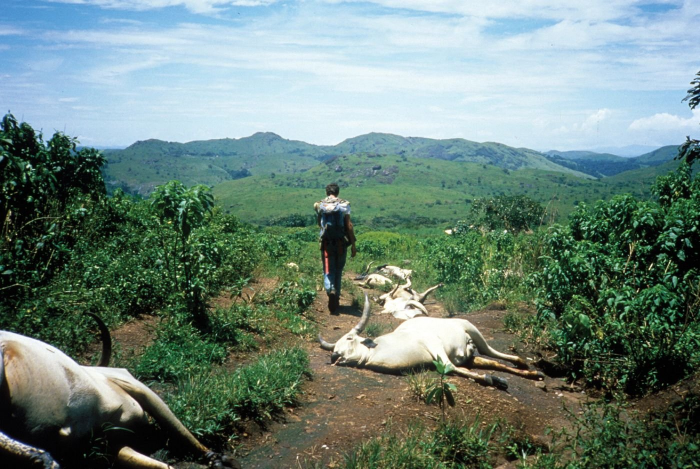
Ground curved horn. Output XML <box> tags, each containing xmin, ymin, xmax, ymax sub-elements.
<box><xmin>84</xmin><ymin>313</ymin><xmax>112</xmax><ymax>367</ymax></box>
<box><xmin>318</xmin><ymin>334</ymin><xmax>336</xmax><ymax>351</ymax></box>
<box><xmin>351</xmin><ymin>292</ymin><xmax>371</xmax><ymax>334</ymax></box>
<box><xmin>406</xmin><ymin>299</ymin><xmax>428</xmax><ymax>315</ymax></box>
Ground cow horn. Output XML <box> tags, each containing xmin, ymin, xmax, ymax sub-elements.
<box><xmin>351</xmin><ymin>293</ymin><xmax>371</xmax><ymax>334</ymax></box>
<box><xmin>318</xmin><ymin>335</ymin><xmax>336</xmax><ymax>351</ymax></box>
<box><xmin>406</xmin><ymin>300</ymin><xmax>428</xmax><ymax>315</ymax></box>
<box><xmin>84</xmin><ymin>313</ymin><xmax>112</xmax><ymax>367</ymax></box>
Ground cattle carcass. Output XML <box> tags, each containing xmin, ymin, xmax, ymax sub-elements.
<box><xmin>318</xmin><ymin>294</ymin><xmax>544</xmax><ymax>390</ymax></box>
<box><xmin>375</xmin><ymin>279</ymin><xmax>443</xmax><ymax>320</ymax></box>
<box><xmin>376</xmin><ymin>264</ymin><xmax>413</xmax><ymax>281</ymax></box>
<box><xmin>0</xmin><ymin>317</ymin><xmax>239</xmax><ymax>469</ymax></box>
<box><xmin>355</xmin><ymin>273</ymin><xmax>394</xmax><ymax>288</ymax></box>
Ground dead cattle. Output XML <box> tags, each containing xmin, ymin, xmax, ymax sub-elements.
<box><xmin>0</xmin><ymin>317</ymin><xmax>239</xmax><ymax>469</ymax></box>
<box><xmin>319</xmin><ymin>294</ymin><xmax>544</xmax><ymax>390</ymax></box>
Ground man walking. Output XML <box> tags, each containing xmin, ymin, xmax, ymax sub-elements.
<box><xmin>314</xmin><ymin>183</ymin><xmax>357</xmax><ymax>314</ymax></box>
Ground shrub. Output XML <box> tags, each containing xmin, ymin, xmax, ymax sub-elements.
<box><xmin>532</xmin><ymin>163</ymin><xmax>700</xmax><ymax>394</ymax></box>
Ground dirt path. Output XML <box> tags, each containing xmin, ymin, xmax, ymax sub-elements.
<box><xmin>237</xmin><ymin>284</ymin><xmax>590</xmax><ymax>469</ymax></box>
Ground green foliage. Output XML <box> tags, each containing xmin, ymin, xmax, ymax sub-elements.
<box><xmin>355</xmin><ymin>230</ymin><xmax>418</xmax><ymax>261</ymax></box>
<box><xmin>1</xmin><ymin>113</ymin><xmax>106</xmax><ymax>300</ymax></box>
<box><xmin>679</xmin><ymin>70</ymin><xmax>700</xmax><ymax>167</ymax></box>
<box><xmin>425</xmin><ymin>357</ymin><xmax>457</xmax><ymax>422</ymax></box>
<box><xmin>132</xmin><ymin>314</ymin><xmax>228</xmax><ymax>382</ymax></box>
<box><xmin>521</xmin><ymin>396</ymin><xmax>700</xmax><ymax>469</ymax></box>
<box><xmin>150</xmin><ymin>181</ymin><xmax>215</xmax><ymax>325</ymax></box>
<box><xmin>341</xmin><ymin>418</ymin><xmax>498</xmax><ymax>469</ymax></box>
<box><xmin>470</xmin><ymin>195</ymin><xmax>546</xmax><ymax>232</ymax></box>
<box><xmin>533</xmin><ymin>164</ymin><xmax>700</xmax><ymax>394</ymax></box>
<box><xmin>164</xmin><ymin>347</ymin><xmax>310</xmax><ymax>445</ymax></box>
<box><xmin>263</xmin><ymin>212</ymin><xmax>316</xmax><ymax>227</ymax></box>
<box><xmin>208</xmin><ymin>302</ymin><xmax>265</xmax><ymax>351</ymax></box>
<box><xmin>421</xmin><ymin>229</ymin><xmax>540</xmax><ymax>312</ymax></box>
<box><xmin>530</xmin><ymin>72</ymin><xmax>700</xmax><ymax>395</ymax></box>
<box><xmin>257</xmin><ymin>279</ymin><xmax>318</xmax><ymax>336</ymax></box>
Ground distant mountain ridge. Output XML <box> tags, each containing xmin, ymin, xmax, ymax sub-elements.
<box><xmin>102</xmin><ymin>131</ymin><xmax>679</xmax><ymax>197</ymax></box>
<box><xmin>543</xmin><ymin>145</ymin><xmax>679</xmax><ymax>178</ymax></box>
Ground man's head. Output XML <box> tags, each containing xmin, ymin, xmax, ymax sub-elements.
<box><xmin>325</xmin><ymin>183</ymin><xmax>340</xmax><ymax>196</ymax></box>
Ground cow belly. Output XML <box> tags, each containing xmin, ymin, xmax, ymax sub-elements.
<box><xmin>367</xmin><ymin>338</ymin><xmax>434</xmax><ymax>370</ymax></box>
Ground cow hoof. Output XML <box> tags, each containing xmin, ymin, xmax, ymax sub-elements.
<box><xmin>30</xmin><ymin>451</ymin><xmax>60</xmax><ymax>469</ymax></box>
<box><xmin>207</xmin><ymin>452</ymin><xmax>241</xmax><ymax>469</ymax></box>
<box><xmin>485</xmin><ymin>374</ymin><xmax>508</xmax><ymax>390</ymax></box>
<box><xmin>536</xmin><ymin>371</ymin><xmax>545</xmax><ymax>380</ymax></box>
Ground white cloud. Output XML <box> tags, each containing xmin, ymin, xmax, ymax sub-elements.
<box><xmin>581</xmin><ymin>108</ymin><xmax>612</xmax><ymax>131</ymax></box>
<box><xmin>629</xmin><ymin>109</ymin><xmax>700</xmax><ymax>132</ymax></box>
<box><xmin>4</xmin><ymin>0</ymin><xmax>699</xmax><ymax>149</ymax></box>
<box><xmin>0</xmin><ymin>25</ymin><xmax>24</xmax><ymax>36</ymax></box>
<box><xmin>46</xmin><ymin>0</ymin><xmax>279</xmax><ymax>14</ymax></box>
<box><xmin>321</xmin><ymin>0</ymin><xmax>664</xmax><ymax>22</ymax></box>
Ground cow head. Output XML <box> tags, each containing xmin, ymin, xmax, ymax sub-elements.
<box><xmin>318</xmin><ymin>293</ymin><xmax>372</xmax><ymax>366</ymax></box>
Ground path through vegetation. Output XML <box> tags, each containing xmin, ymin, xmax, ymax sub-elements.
<box><xmin>236</xmin><ymin>284</ymin><xmax>589</xmax><ymax>469</ymax></box>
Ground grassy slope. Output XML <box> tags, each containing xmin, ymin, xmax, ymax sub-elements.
<box><xmin>213</xmin><ymin>153</ymin><xmax>657</xmax><ymax>226</ymax></box>
<box><xmin>102</xmin><ymin>132</ymin><xmax>593</xmax><ymax>196</ymax></box>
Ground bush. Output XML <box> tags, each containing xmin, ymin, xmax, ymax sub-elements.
<box><xmin>532</xmin><ymin>163</ymin><xmax>700</xmax><ymax>394</ymax></box>
<box><xmin>522</xmin><ymin>395</ymin><xmax>700</xmax><ymax>469</ymax></box>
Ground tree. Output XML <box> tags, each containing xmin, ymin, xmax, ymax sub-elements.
<box><xmin>1</xmin><ymin>113</ymin><xmax>106</xmax><ymax>297</ymax></box>
<box><xmin>469</xmin><ymin>194</ymin><xmax>546</xmax><ymax>233</ymax></box>
<box><xmin>151</xmin><ymin>181</ymin><xmax>214</xmax><ymax>327</ymax></box>
<box><xmin>678</xmin><ymin>70</ymin><xmax>700</xmax><ymax>166</ymax></box>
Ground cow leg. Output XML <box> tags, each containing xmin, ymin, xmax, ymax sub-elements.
<box><xmin>109</xmin><ymin>376</ymin><xmax>240</xmax><ymax>468</ymax></box>
<box><xmin>450</xmin><ymin>366</ymin><xmax>509</xmax><ymax>390</ymax></box>
<box><xmin>464</xmin><ymin>323</ymin><xmax>529</xmax><ymax>369</ymax></box>
<box><xmin>470</xmin><ymin>356</ymin><xmax>544</xmax><ymax>380</ymax></box>
<box><xmin>430</xmin><ymin>349</ymin><xmax>509</xmax><ymax>390</ymax></box>
<box><xmin>0</xmin><ymin>430</ymin><xmax>59</xmax><ymax>469</ymax></box>
<box><xmin>116</xmin><ymin>446</ymin><xmax>171</xmax><ymax>469</ymax></box>
<box><xmin>108</xmin><ymin>376</ymin><xmax>209</xmax><ymax>455</ymax></box>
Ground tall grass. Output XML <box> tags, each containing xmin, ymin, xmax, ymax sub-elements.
<box><xmin>164</xmin><ymin>347</ymin><xmax>311</xmax><ymax>446</ymax></box>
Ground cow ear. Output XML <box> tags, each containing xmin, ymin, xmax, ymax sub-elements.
<box><xmin>361</xmin><ymin>338</ymin><xmax>377</xmax><ymax>348</ymax></box>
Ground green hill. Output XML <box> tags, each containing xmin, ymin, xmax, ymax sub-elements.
<box><xmin>212</xmin><ymin>153</ymin><xmax>659</xmax><ymax>228</ymax></box>
<box><xmin>102</xmin><ymin>132</ymin><xmax>590</xmax><ymax>196</ymax></box>
<box><xmin>334</xmin><ymin>133</ymin><xmax>588</xmax><ymax>173</ymax></box>
<box><xmin>102</xmin><ymin>133</ymin><xmax>324</xmax><ymax>195</ymax></box>
<box><xmin>543</xmin><ymin>146</ymin><xmax>679</xmax><ymax>178</ymax></box>
<box><xmin>101</xmin><ymin>132</ymin><xmax>681</xmax><ymax>229</ymax></box>
<box><xmin>636</xmin><ymin>145</ymin><xmax>680</xmax><ymax>165</ymax></box>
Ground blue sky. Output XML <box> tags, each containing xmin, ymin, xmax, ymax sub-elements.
<box><xmin>1</xmin><ymin>0</ymin><xmax>699</xmax><ymax>152</ymax></box>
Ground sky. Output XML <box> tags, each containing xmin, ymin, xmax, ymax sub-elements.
<box><xmin>1</xmin><ymin>0</ymin><xmax>699</xmax><ymax>153</ymax></box>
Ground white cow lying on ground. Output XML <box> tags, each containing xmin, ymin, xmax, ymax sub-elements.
<box><xmin>376</xmin><ymin>264</ymin><xmax>413</xmax><ymax>280</ymax></box>
<box><xmin>0</xmin><ymin>317</ymin><xmax>239</xmax><ymax>469</ymax></box>
<box><xmin>319</xmin><ymin>294</ymin><xmax>544</xmax><ymax>390</ymax></box>
<box><xmin>354</xmin><ymin>263</ymin><xmax>412</xmax><ymax>284</ymax></box>
<box><xmin>355</xmin><ymin>272</ymin><xmax>394</xmax><ymax>288</ymax></box>
<box><xmin>375</xmin><ymin>279</ymin><xmax>443</xmax><ymax>320</ymax></box>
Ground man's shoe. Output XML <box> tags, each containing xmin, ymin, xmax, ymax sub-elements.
<box><xmin>328</xmin><ymin>293</ymin><xmax>337</xmax><ymax>314</ymax></box>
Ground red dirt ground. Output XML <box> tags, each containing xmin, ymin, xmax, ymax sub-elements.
<box><xmin>231</xmin><ymin>283</ymin><xmax>590</xmax><ymax>469</ymax></box>
<box><xmin>100</xmin><ymin>275</ymin><xmax>695</xmax><ymax>469</ymax></box>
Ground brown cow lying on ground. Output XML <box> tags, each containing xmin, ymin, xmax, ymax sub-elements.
<box><xmin>0</xmin><ymin>317</ymin><xmax>239</xmax><ymax>469</ymax></box>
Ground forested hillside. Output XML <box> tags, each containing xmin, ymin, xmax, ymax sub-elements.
<box><xmin>102</xmin><ymin>132</ymin><xmax>597</xmax><ymax>197</ymax></box>
<box><xmin>213</xmin><ymin>152</ymin><xmax>670</xmax><ymax>228</ymax></box>
<box><xmin>544</xmin><ymin>145</ymin><xmax>679</xmax><ymax>178</ymax></box>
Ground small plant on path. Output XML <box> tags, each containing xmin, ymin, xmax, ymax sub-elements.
<box><xmin>425</xmin><ymin>357</ymin><xmax>457</xmax><ymax>422</ymax></box>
